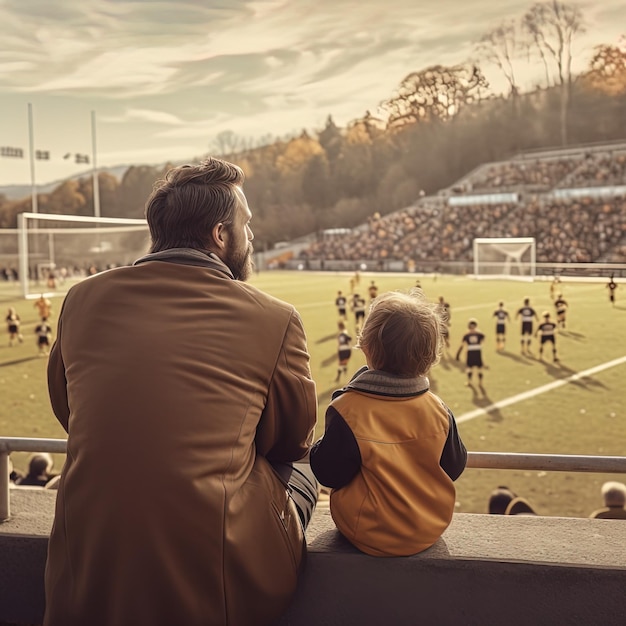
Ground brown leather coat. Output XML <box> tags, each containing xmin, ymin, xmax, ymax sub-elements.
<box><xmin>44</xmin><ymin>251</ymin><xmax>317</xmax><ymax>626</ymax></box>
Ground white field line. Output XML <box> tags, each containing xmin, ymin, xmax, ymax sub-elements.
<box><xmin>456</xmin><ymin>355</ymin><xmax>626</xmax><ymax>424</ymax></box>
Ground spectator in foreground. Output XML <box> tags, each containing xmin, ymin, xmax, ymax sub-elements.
<box><xmin>488</xmin><ymin>486</ymin><xmax>537</xmax><ymax>515</ymax></box>
<box><xmin>15</xmin><ymin>453</ymin><xmax>54</xmax><ymax>487</ymax></box>
<box><xmin>8</xmin><ymin>458</ymin><xmax>23</xmax><ymax>483</ymax></box>
<box><xmin>505</xmin><ymin>496</ymin><xmax>538</xmax><ymax>515</ymax></box>
<box><xmin>589</xmin><ymin>481</ymin><xmax>626</xmax><ymax>520</ymax></box>
<box><xmin>488</xmin><ymin>486</ymin><xmax>517</xmax><ymax>514</ymax></box>
<box><xmin>44</xmin><ymin>157</ymin><xmax>318</xmax><ymax>626</ymax></box>
<box><xmin>310</xmin><ymin>289</ymin><xmax>467</xmax><ymax>556</ymax></box>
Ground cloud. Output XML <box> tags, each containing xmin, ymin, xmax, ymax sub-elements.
<box><xmin>103</xmin><ymin>108</ymin><xmax>185</xmax><ymax>125</ymax></box>
<box><xmin>1</xmin><ymin>0</ymin><xmax>625</xmax><ymax>186</ymax></box>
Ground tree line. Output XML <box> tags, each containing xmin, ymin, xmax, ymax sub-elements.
<box><xmin>0</xmin><ymin>2</ymin><xmax>624</xmax><ymax>252</ymax></box>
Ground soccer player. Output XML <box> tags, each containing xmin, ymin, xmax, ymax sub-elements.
<box><xmin>437</xmin><ymin>296</ymin><xmax>451</xmax><ymax>351</ymax></box>
<box><xmin>351</xmin><ymin>293</ymin><xmax>367</xmax><ymax>332</ymax></box>
<box><xmin>492</xmin><ymin>302</ymin><xmax>510</xmax><ymax>351</ymax></box>
<box><xmin>6</xmin><ymin>307</ymin><xmax>24</xmax><ymax>346</ymax></box>
<box><xmin>334</xmin><ymin>321</ymin><xmax>352</xmax><ymax>382</ymax></box>
<box><xmin>549</xmin><ymin>275</ymin><xmax>561</xmax><ymax>301</ymax></box>
<box><xmin>553</xmin><ymin>293</ymin><xmax>568</xmax><ymax>329</ymax></box>
<box><xmin>335</xmin><ymin>290</ymin><xmax>347</xmax><ymax>320</ymax></box>
<box><xmin>536</xmin><ymin>312</ymin><xmax>558</xmax><ymax>362</ymax></box>
<box><xmin>456</xmin><ymin>318</ymin><xmax>486</xmax><ymax>388</ymax></box>
<box><xmin>368</xmin><ymin>280</ymin><xmax>379</xmax><ymax>302</ymax></box>
<box><xmin>35</xmin><ymin>317</ymin><xmax>53</xmax><ymax>356</ymax></box>
<box><xmin>607</xmin><ymin>276</ymin><xmax>617</xmax><ymax>307</ymax></box>
<box><xmin>34</xmin><ymin>294</ymin><xmax>52</xmax><ymax>320</ymax></box>
<box><xmin>515</xmin><ymin>297</ymin><xmax>539</xmax><ymax>355</ymax></box>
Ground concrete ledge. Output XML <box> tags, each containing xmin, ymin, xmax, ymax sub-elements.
<box><xmin>278</xmin><ymin>506</ymin><xmax>626</xmax><ymax>625</ymax></box>
<box><xmin>1</xmin><ymin>490</ymin><xmax>626</xmax><ymax>626</ymax></box>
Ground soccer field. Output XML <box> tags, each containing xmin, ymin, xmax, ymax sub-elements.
<box><xmin>1</xmin><ymin>271</ymin><xmax>625</xmax><ymax>517</ymax></box>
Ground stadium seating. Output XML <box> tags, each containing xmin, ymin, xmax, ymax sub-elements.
<box><xmin>300</xmin><ymin>144</ymin><xmax>626</xmax><ymax>267</ymax></box>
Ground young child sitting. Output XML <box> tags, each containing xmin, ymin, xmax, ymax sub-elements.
<box><xmin>310</xmin><ymin>289</ymin><xmax>467</xmax><ymax>556</ymax></box>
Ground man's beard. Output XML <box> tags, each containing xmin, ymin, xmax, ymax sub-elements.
<box><xmin>224</xmin><ymin>242</ymin><xmax>253</xmax><ymax>281</ymax></box>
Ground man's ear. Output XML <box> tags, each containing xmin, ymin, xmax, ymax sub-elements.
<box><xmin>211</xmin><ymin>222</ymin><xmax>228</xmax><ymax>252</ymax></box>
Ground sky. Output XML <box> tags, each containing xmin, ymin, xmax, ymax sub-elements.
<box><xmin>0</xmin><ymin>0</ymin><xmax>624</xmax><ymax>187</ymax></box>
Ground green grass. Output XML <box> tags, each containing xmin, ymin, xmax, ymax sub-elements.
<box><xmin>1</xmin><ymin>272</ymin><xmax>625</xmax><ymax>518</ymax></box>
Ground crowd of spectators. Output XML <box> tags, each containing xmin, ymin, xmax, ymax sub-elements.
<box><xmin>301</xmin><ymin>147</ymin><xmax>626</xmax><ymax>266</ymax></box>
<box><xmin>468</xmin><ymin>157</ymin><xmax>582</xmax><ymax>191</ymax></box>
<box><xmin>508</xmin><ymin>195</ymin><xmax>626</xmax><ymax>263</ymax></box>
<box><xmin>302</xmin><ymin>193</ymin><xmax>625</xmax><ymax>265</ymax></box>
<box><xmin>463</xmin><ymin>150</ymin><xmax>626</xmax><ymax>193</ymax></box>
<box><xmin>557</xmin><ymin>151</ymin><xmax>626</xmax><ymax>188</ymax></box>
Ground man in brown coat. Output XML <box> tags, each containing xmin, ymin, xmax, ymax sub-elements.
<box><xmin>44</xmin><ymin>158</ymin><xmax>318</xmax><ymax>626</ymax></box>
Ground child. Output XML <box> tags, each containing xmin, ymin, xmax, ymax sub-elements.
<box><xmin>6</xmin><ymin>307</ymin><xmax>24</xmax><ymax>346</ymax></box>
<box><xmin>310</xmin><ymin>290</ymin><xmax>467</xmax><ymax>557</ymax></box>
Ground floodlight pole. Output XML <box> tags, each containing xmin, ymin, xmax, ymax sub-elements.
<box><xmin>91</xmin><ymin>110</ymin><xmax>101</xmax><ymax>219</ymax></box>
<box><xmin>27</xmin><ymin>103</ymin><xmax>38</xmax><ymax>215</ymax></box>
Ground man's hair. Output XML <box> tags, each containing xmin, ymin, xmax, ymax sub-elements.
<box><xmin>357</xmin><ymin>289</ymin><xmax>443</xmax><ymax>377</ymax></box>
<box><xmin>602</xmin><ymin>481</ymin><xmax>626</xmax><ymax>507</ymax></box>
<box><xmin>145</xmin><ymin>157</ymin><xmax>245</xmax><ymax>253</ymax></box>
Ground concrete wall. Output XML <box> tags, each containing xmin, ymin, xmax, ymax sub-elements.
<box><xmin>2</xmin><ymin>489</ymin><xmax>626</xmax><ymax>626</ymax></box>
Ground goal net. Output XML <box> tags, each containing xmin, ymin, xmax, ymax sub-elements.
<box><xmin>16</xmin><ymin>212</ymin><xmax>150</xmax><ymax>299</ymax></box>
<box><xmin>473</xmin><ymin>237</ymin><xmax>536</xmax><ymax>281</ymax></box>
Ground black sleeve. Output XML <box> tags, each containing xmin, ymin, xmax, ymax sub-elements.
<box><xmin>439</xmin><ymin>409</ymin><xmax>467</xmax><ymax>481</ymax></box>
<box><xmin>310</xmin><ymin>405</ymin><xmax>362</xmax><ymax>489</ymax></box>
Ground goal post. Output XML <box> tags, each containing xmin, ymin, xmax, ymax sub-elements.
<box><xmin>17</xmin><ymin>212</ymin><xmax>149</xmax><ymax>299</ymax></box>
<box><xmin>473</xmin><ymin>237</ymin><xmax>536</xmax><ymax>281</ymax></box>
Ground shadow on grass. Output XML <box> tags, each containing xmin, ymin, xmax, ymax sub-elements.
<box><xmin>0</xmin><ymin>355</ymin><xmax>42</xmax><ymax>367</ymax></box>
<box><xmin>320</xmin><ymin>352</ymin><xmax>337</xmax><ymax>368</ymax></box>
<box><xmin>558</xmin><ymin>329</ymin><xmax>586</xmax><ymax>341</ymax></box>
<box><xmin>496</xmin><ymin>350</ymin><xmax>534</xmax><ymax>365</ymax></box>
<box><xmin>535</xmin><ymin>358</ymin><xmax>609</xmax><ymax>391</ymax></box>
<box><xmin>315</xmin><ymin>333</ymin><xmax>337</xmax><ymax>345</ymax></box>
<box><xmin>470</xmin><ymin>384</ymin><xmax>504</xmax><ymax>423</ymax></box>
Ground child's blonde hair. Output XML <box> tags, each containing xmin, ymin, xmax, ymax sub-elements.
<box><xmin>357</xmin><ymin>289</ymin><xmax>444</xmax><ymax>377</ymax></box>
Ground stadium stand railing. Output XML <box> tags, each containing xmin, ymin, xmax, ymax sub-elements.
<box><xmin>2</xmin><ymin>437</ymin><xmax>626</xmax><ymax>626</ymax></box>
<box><xmin>2</xmin><ymin>437</ymin><xmax>626</xmax><ymax>522</ymax></box>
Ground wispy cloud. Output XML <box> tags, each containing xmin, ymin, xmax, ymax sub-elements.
<box><xmin>0</xmin><ymin>0</ymin><xmax>624</xmax><ymax>185</ymax></box>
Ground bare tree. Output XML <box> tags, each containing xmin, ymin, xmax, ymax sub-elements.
<box><xmin>522</xmin><ymin>1</ymin><xmax>585</xmax><ymax>145</ymax></box>
<box><xmin>210</xmin><ymin>130</ymin><xmax>244</xmax><ymax>158</ymax></box>
<box><xmin>475</xmin><ymin>20</ymin><xmax>521</xmax><ymax>97</ymax></box>
<box><xmin>380</xmin><ymin>64</ymin><xmax>489</xmax><ymax>128</ymax></box>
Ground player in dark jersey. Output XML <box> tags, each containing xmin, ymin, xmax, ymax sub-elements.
<box><xmin>515</xmin><ymin>297</ymin><xmax>539</xmax><ymax>356</ymax></box>
<box><xmin>607</xmin><ymin>276</ymin><xmax>617</xmax><ymax>307</ymax></box>
<box><xmin>536</xmin><ymin>312</ymin><xmax>558</xmax><ymax>362</ymax></box>
<box><xmin>351</xmin><ymin>293</ymin><xmax>367</xmax><ymax>332</ymax></box>
<box><xmin>456</xmin><ymin>318</ymin><xmax>486</xmax><ymax>388</ymax></box>
<box><xmin>6</xmin><ymin>307</ymin><xmax>24</xmax><ymax>346</ymax></box>
<box><xmin>553</xmin><ymin>294</ymin><xmax>568</xmax><ymax>329</ymax></box>
<box><xmin>335</xmin><ymin>290</ymin><xmax>347</xmax><ymax>320</ymax></box>
<box><xmin>492</xmin><ymin>302</ymin><xmax>510</xmax><ymax>352</ymax></box>
<box><xmin>334</xmin><ymin>321</ymin><xmax>353</xmax><ymax>382</ymax></box>
<box><xmin>35</xmin><ymin>317</ymin><xmax>53</xmax><ymax>356</ymax></box>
